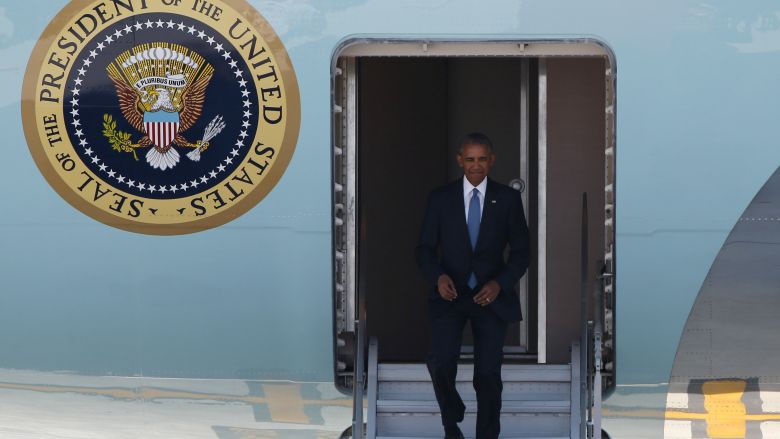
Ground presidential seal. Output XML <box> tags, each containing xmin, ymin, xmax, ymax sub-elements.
<box><xmin>22</xmin><ymin>0</ymin><xmax>300</xmax><ymax>235</ymax></box>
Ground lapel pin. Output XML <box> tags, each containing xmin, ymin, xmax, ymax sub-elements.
<box><xmin>491</xmin><ymin>200</ymin><xmax>496</xmax><ymax>203</ymax></box>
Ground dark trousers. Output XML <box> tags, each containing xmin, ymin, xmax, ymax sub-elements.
<box><xmin>426</xmin><ymin>291</ymin><xmax>508</xmax><ymax>439</ymax></box>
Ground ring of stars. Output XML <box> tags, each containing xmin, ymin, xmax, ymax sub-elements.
<box><xmin>66</xmin><ymin>17</ymin><xmax>254</xmax><ymax>197</ymax></box>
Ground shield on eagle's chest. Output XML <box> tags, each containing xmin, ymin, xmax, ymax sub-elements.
<box><xmin>144</xmin><ymin>111</ymin><xmax>180</xmax><ymax>149</ymax></box>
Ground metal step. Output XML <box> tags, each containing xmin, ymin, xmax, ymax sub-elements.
<box><xmin>378</xmin><ymin>399</ymin><xmax>570</xmax><ymax>414</ymax></box>
<box><xmin>377</xmin><ymin>437</ymin><xmax>569</xmax><ymax>439</ymax></box>
<box><xmin>379</xmin><ymin>382</ymin><xmax>570</xmax><ymax>401</ymax></box>
<box><xmin>378</xmin><ymin>363</ymin><xmax>571</xmax><ymax>383</ymax></box>
<box><xmin>379</xmin><ymin>380</ymin><xmax>569</xmax><ymax>401</ymax></box>
<box><xmin>376</xmin><ymin>412</ymin><xmax>570</xmax><ymax>438</ymax></box>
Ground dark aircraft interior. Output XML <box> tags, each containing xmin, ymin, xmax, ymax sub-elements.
<box><xmin>356</xmin><ymin>56</ymin><xmax>607</xmax><ymax>364</ymax></box>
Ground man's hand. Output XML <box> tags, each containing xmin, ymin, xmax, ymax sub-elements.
<box><xmin>473</xmin><ymin>280</ymin><xmax>500</xmax><ymax>306</ymax></box>
<box><xmin>437</xmin><ymin>274</ymin><xmax>458</xmax><ymax>301</ymax></box>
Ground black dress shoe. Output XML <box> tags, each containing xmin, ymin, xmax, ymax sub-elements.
<box><xmin>444</xmin><ymin>425</ymin><xmax>464</xmax><ymax>439</ymax></box>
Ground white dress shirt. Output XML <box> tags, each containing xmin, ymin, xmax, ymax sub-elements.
<box><xmin>463</xmin><ymin>176</ymin><xmax>487</xmax><ymax>222</ymax></box>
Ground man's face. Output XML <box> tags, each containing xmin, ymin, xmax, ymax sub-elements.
<box><xmin>457</xmin><ymin>143</ymin><xmax>495</xmax><ymax>186</ymax></box>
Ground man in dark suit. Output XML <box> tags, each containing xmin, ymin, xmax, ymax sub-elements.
<box><xmin>416</xmin><ymin>133</ymin><xmax>530</xmax><ymax>439</ymax></box>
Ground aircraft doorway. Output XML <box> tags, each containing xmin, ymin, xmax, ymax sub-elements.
<box><xmin>357</xmin><ymin>57</ymin><xmax>535</xmax><ymax>362</ymax></box>
<box><xmin>332</xmin><ymin>40</ymin><xmax>616</xmax><ymax>391</ymax></box>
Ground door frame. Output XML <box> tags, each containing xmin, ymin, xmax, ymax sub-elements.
<box><xmin>330</xmin><ymin>37</ymin><xmax>617</xmax><ymax>391</ymax></box>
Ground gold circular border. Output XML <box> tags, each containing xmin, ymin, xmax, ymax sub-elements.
<box><xmin>21</xmin><ymin>0</ymin><xmax>301</xmax><ymax>235</ymax></box>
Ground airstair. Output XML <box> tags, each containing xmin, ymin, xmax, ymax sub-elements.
<box><xmin>362</xmin><ymin>338</ymin><xmax>581</xmax><ymax>439</ymax></box>
<box><xmin>349</xmin><ymin>318</ymin><xmax>606</xmax><ymax>438</ymax></box>
<box><xmin>340</xmin><ymin>195</ymin><xmax>613</xmax><ymax>439</ymax></box>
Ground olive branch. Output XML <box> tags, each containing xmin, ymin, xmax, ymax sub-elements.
<box><xmin>102</xmin><ymin>114</ymin><xmax>142</xmax><ymax>161</ymax></box>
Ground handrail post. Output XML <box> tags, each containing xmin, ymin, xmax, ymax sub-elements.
<box><xmin>593</xmin><ymin>332</ymin><xmax>602</xmax><ymax>438</ymax></box>
<box><xmin>352</xmin><ymin>318</ymin><xmax>366</xmax><ymax>439</ymax></box>
<box><xmin>579</xmin><ymin>193</ymin><xmax>589</xmax><ymax>439</ymax></box>
<box><xmin>592</xmin><ymin>267</ymin><xmax>606</xmax><ymax>438</ymax></box>
<box><xmin>366</xmin><ymin>337</ymin><xmax>378</xmax><ymax>439</ymax></box>
<box><xmin>570</xmin><ymin>341</ymin><xmax>581</xmax><ymax>438</ymax></box>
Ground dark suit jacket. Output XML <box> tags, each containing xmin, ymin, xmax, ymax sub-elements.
<box><xmin>416</xmin><ymin>178</ymin><xmax>530</xmax><ymax>322</ymax></box>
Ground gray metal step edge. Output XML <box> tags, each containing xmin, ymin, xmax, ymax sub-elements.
<box><xmin>377</xmin><ymin>399</ymin><xmax>570</xmax><ymax>414</ymax></box>
<box><xmin>376</xmin><ymin>437</ymin><xmax>569</xmax><ymax>439</ymax></box>
<box><xmin>378</xmin><ymin>389</ymin><xmax>570</xmax><ymax>403</ymax></box>
<box><xmin>378</xmin><ymin>364</ymin><xmax>571</xmax><ymax>382</ymax></box>
<box><xmin>376</xmin><ymin>413</ymin><xmax>570</xmax><ymax>437</ymax></box>
<box><xmin>379</xmin><ymin>363</ymin><xmax>571</xmax><ymax>372</ymax></box>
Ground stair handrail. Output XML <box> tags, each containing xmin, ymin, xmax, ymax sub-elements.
<box><xmin>366</xmin><ymin>337</ymin><xmax>378</xmax><ymax>439</ymax></box>
<box><xmin>589</xmin><ymin>261</ymin><xmax>607</xmax><ymax>439</ymax></box>
<box><xmin>579</xmin><ymin>193</ymin><xmax>607</xmax><ymax>438</ymax></box>
<box><xmin>352</xmin><ymin>317</ymin><xmax>366</xmax><ymax>439</ymax></box>
<box><xmin>570</xmin><ymin>339</ymin><xmax>582</xmax><ymax>438</ymax></box>
<box><xmin>579</xmin><ymin>193</ymin><xmax>589</xmax><ymax>439</ymax></box>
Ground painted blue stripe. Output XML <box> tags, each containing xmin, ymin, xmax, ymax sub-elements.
<box><xmin>144</xmin><ymin>111</ymin><xmax>180</xmax><ymax>123</ymax></box>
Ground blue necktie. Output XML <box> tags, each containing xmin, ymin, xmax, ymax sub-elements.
<box><xmin>467</xmin><ymin>188</ymin><xmax>480</xmax><ymax>288</ymax></box>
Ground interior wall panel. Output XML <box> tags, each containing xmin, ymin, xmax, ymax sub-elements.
<box><xmin>545</xmin><ymin>57</ymin><xmax>606</xmax><ymax>363</ymax></box>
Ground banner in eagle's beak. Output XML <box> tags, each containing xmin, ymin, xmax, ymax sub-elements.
<box><xmin>144</xmin><ymin>111</ymin><xmax>180</xmax><ymax>150</ymax></box>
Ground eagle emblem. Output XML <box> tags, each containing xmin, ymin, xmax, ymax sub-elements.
<box><xmin>103</xmin><ymin>43</ymin><xmax>225</xmax><ymax>170</ymax></box>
